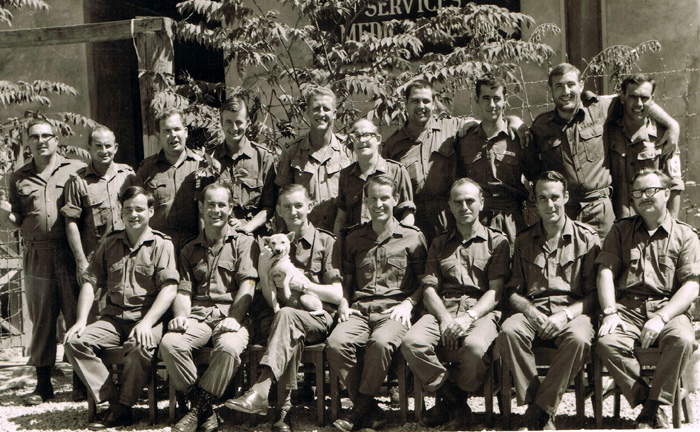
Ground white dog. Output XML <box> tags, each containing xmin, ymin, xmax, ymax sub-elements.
<box><xmin>259</xmin><ymin>232</ymin><xmax>324</xmax><ymax>314</ymax></box>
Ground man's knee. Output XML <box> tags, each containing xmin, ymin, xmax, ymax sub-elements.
<box><xmin>123</xmin><ymin>339</ymin><xmax>156</xmax><ymax>364</ymax></box>
<box><xmin>159</xmin><ymin>333</ymin><xmax>185</xmax><ymax>358</ymax></box>
<box><xmin>659</xmin><ymin>331</ymin><xmax>695</xmax><ymax>355</ymax></box>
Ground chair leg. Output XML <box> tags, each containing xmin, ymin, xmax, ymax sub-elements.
<box><xmin>87</xmin><ymin>393</ymin><xmax>97</xmax><ymax>422</ymax></box>
<box><xmin>575</xmin><ymin>368</ymin><xmax>585</xmax><ymax>428</ymax></box>
<box><xmin>613</xmin><ymin>392</ymin><xmax>621</xmax><ymax>418</ymax></box>
<box><xmin>681</xmin><ymin>378</ymin><xmax>693</xmax><ymax>424</ymax></box>
<box><xmin>501</xmin><ymin>362</ymin><xmax>512</xmax><ymax>430</ymax></box>
<box><xmin>414</xmin><ymin>383</ymin><xmax>424</xmax><ymax>423</ymax></box>
<box><xmin>398</xmin><ymin>355</ymin><xmax>408</xmax><ymax>425</ymax></box>
<box><xmin>593</xmin><ymin>355</ymin><xmax>603</xmax><ymax>428</ymax></box>
<box><xmin>148</xmin><ymin>359</ymin><xmax>157</xmax><ymax>425</ymax></box>
<box><xmin>485</xmin><ymin>363</ymin><xmax>494</xmax><ymax>429</ymax></box>
<box><xmin>314</xmin><ymin>351</ymin><xmax>325</xmax><ymax>426</ymax></box>
<box><xmin>168</xmin><ymin>379</ymin><xmax>177</xmax><ymax>424</ymax></box>
<box><xmin>673</xmin><ymin>383</ymin><xmax>682</xmax><ymax>428</ymax></box>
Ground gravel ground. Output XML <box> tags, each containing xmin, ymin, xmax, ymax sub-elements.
<box><xmin>1</xmin><ymin>360</ymin><xmax>700</xmax><ymax>432</ymax></box>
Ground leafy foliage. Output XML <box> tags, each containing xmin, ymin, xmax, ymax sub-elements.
<box><xmin>164</xmin><ymin>0</ymin><xmax>558</xmax><ymax>150</ymax></box>
<box><xmin>582</xmin><ymin>40</ymin><xmax>663</xmax><ymax>91</ymax></box>
<box><xmin>0</xmin><ymin>2</ymin><xmax>99</xmax><ymax>176</ymax></box>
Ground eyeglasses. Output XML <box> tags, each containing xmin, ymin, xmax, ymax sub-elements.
<box><xmin>28</xmin><ymin>133</ymin><xmax>56</xmax><ymax>142</ymax></box>
<box><xmin>630</xmin><ymin>187</ymin><xmax>665</xmax><ymax>199</ymax></box>
<box><xmin>349</xmin><ymin>132</ymin><xmax>378</xmax><ymax>141</ymax></box>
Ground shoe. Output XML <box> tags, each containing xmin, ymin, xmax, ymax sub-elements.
<box><xmin>225</xmin><ymin>389</ymin><xmax>269</xmax><ymax>415</ymax></box>
<box><xmin>523</xmin><ymin>403</ymin><xmax>553</xmax><ymax>431</ymax></box>
<box><xmin>333</xmin><ymin>395</ymin><xmax>372</xmax><ymax>432</ymax></box>
<box><xmin>271</xmin><ymin>406</ymin><xmax>292</xmax><ymax>432</ymax></box>
<box><xmin>439</xmin><ymin>403</ymin><xmax>472</xmax><ymax>431</ymax></box>
<box><xmin>295</xmin><ymin>386</ymin><xmax>315</xmax><ymax>404</ymax></box>
<box><xmin>332</xmin><ymin>413</ymin><xmax>354</xmax><ymax>432</ymax></box>
<box><xmin>24</xmin><ymin>366</ymin><xmax>54</xmax><ymax>405</ymax></box>
<box><xmin>389</xmin><ymin>386</ymin><xmax>401</xmax><ymax>406</ymax></box>
<box><xmin>88</xmin><ymin>405</ymin><xmax>133</xmax><ymax>430</ymax></box>
<box><xmin>173</xmin><ymin>388</ymin><xmax>216</xmax><ymax>432</ymax></box>
<box><xmin>421</xmin><ymin>403</ymin><xmax>451</xmax><ymax>428</ymax></box>
<box><xmin>367</xmin><ymin>400</ymin><xmax>388</xmax><ymax>430</ymax></box>
<box><xmin>636</xmin><ymin>402</ymin><xmax>669</xmax><ymax>429</ymax></box>
<box><xmin>199</xmin><ymin>408</ymin><xmax>220</xmax><ymax>432</ymax></box>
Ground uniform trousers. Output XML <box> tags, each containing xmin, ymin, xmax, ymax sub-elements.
<box><xmin>159</xmin><ymin>318</ymin><xmax>249</xmax><ymax>398</ymax></box>
<box><xmin>326</xmin><ymin>301</ymin><xmax>408</xmax><ymax>400</ymax></box>
<box><xmin>402</xmin><ymin>311</ymin><xmax>499</xmax><ymax>393</ymax></box>
<box><xmin>565</xmin><ymin>196</ymin><xmax>614</xmax><ymax>241</ymax></box>
<box><xmin>64</xmin><ymin>316</ymin><xmax>162</xmax><ymax>406</ymax></box>
<box><xmin>596</xmin><ymin>300</ymin><xmax>695</xmax><ymax>406</ymax></box>
<box><xmin>497</xmin><ymin>313</ymin><xmax>593</xmax><ymax>416</ymax></box>
<box><xmin>24</xmin><ymin>243</ymin><xmax>79</xmax><ymax>367</ymax></box>
<box><xmin>259</xmin><ymin>307</ymin><xmax>332</xmax><ymax>390</ymax></box>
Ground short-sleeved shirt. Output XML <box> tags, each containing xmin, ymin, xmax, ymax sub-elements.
<box><xmin>506</xmin><ymin>216</ymin><xmax>600</xmax><ymax>313</ymax></box>
<box><xmin>134</xmin><ymin>148</ymin><xmax>203</xmax><ymax>240</ymax></box>
<box><xmin>178</xmin><ymin>226</ymin><xmax>259</xmax><ymax>319</ymax></box>
<box><xmin>85</xmin><ymin>228</ymin><xmax>179</xmax><ymax>321</ymax></box>
<box><xmin>342</xmin><ymin>217</ymin><xmax>427</xmax><ymax>302</ymax></box>
<box><xmin>285</xmin><ymin>222</ymin><xmax>342</xmax><ymax>286</ymax></box>
<box><xmin>9</xmin><ymin>155</ymin><xmax>86</xmax><ymax>243</ymax></box>
<box><xmin>530</xmin><ymin>92</ymin><xmax>615</xmax><ymax>201</ymax></box>
<box><xmin>336</xmin><ymin>156</ymin><xmax>415</xmax><ymax>228</ymax></box>
<box><xmin>595</xmin><ymin>213</ymin><xmax>700</xmax><ymax>297</ymax></box>
<box><xmin>457</xmin><ymin>124</ymin><xmax>537</xmax><ymax>211</ymax></box>
<box><xmin>61</xmin><ymin>162</ymin><xmax>135</xmax><ymax>259</ymax></box>
<box><xmin>609</xmin><ymin>118</ymin><xmax>684</xmax><ymax>218</ymax></box>
<box><xmin>422</xmin><ymin>223</ymin><xmax>510</xmax><ymax>301</ymax></box>
<box><xmin>382</xmin><ymin>117</ymin><xmax>461</xmax><ymax>204</ymax></box>
<box><xmin>275</xmin><ymin>133</ymin><xmax>353</xmax><ymax>231</ymax></box>
<box><xmin>197</xmin><ymin>137</ymin><xmax>276</xmax><ymax>220</ymax></box>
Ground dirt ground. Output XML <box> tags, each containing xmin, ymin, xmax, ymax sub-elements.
<box><xmin>1</xmin><ymin>353</ymin><xmax>699</xmax><ymax>432</ymax></box>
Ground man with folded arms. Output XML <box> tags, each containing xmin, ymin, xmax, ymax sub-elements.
<box><xmin>401</xmin><ymin>178</ymin><xmax>509</xmax><ymax>430</ymax></box>
<box><xmin>160</xmin><ymin>183</ymin><xmax>258</xmax><ymax>432</ymax></box>
<box><xmin>496</xmin><ymin>171</ymin><xmax>600</xmax><ymax>430</ymax></box>
<box><xmin>596</xmin><ymin>168</ymin><xmax>700</xmax><ymax>429</ymax></box>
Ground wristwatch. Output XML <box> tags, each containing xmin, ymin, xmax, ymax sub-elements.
<box><xmin>466</xmin><ymin>309</ymin><xmax>478</xmax><ymax>320</ymax></box>
<box><xmin>602</xmin><ymin>306</ymin><xmax>617</xmax><ymax>316</ymax></box>
<box><xmin>563</xmin><ymin>307</ymin><xmax>573</xmax><ymax>321</ymax></box>
<box><xmin>300</xmin><ymin>281</ymin><xmax>310</xmax><ymax>294</ymax></box>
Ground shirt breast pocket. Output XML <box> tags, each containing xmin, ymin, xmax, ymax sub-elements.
<box><xmin>658</xmin><ymin>255</ymin><xmax>676</xmax><ymax>292</ymax></box>
<box><xmin>239</xmin><ymin>177</ymin><xmax>262</xmax><ymax>206</ymax></box>
<box><xmin>580</xmin><ymin>123</ymin><xmax>604</xmax><ymax>162</ymax></box>
<box><xmin>439</xmin><ymin>257</ymin><xmax>459</xmax><ymax>283</ymax></box>
<box><xmin>86</xmin><ymin>192</ymin><xmax>110</xmax><ymax>228</ymax></box>
<box><xmin>131</xmin><ymin>264</ymin><xmax>155</xmax><ymax>301</ymax></box>
<box><xmin>17</xmin><ymin>184</ymin><xmax>40</xmax><ymax>214</ymax></box>
<box><xmin>147</xmin><ymin>178</ymin><xmax>172</xmax><ymax>206</ymax></box>
<box><xmin>387</xmin><ymin>253</ymin><xmax>408</xmax><ymax>288</ymax></box>
<box><xmin>359</xmin><ymin>257</ymin><xmax>376</xmax><ymax>286</ymax></box>
<box><xmin>216</xmin><ymin>260</ymin><xmax>236</xmax><ymax>292</ymax></box>
<box><xmin>108</xmin><ymin>261</ymin><xmax>125</xmax><ymax>288</ymax></box>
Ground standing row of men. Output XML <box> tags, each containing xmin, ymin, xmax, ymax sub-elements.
<box><xmin>0</xmin><ymin>61</ymin><xmax>695</xmax><ymax>432</ymax></box>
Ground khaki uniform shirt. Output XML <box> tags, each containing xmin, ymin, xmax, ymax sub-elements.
<box><xmin>9</xmin><ymin>155</ymin><xmax>86</xmax><ymax>243</ymax></box>
<box><xmin>178</xmin><ymin>226</ymin><xmax>258</xmax><ymax>319</ymax></box>
<box><xmin>134</xmin><ymin>148</ymin><xmax>202</xmax><ymax>239</ymax></box>
<box><xmin>85</xmin><ymin>227</ymin><xmax>179</xmax><ymax>321</ymax></box>
<box><xmin>198</xmin><ymin>137</ymin><xmax>276</xmax><ymax>220</ymax></box>
<box><xmin>457</xmin><ymin>124</ymin><xmax>537</xmax><ymax>211</ymax></box>
<box><xmin>337</xmin><ymin>156</ymin><xmax>415</xmax><ymax>228</ymax></box>
<box><xmin>507</xmin><ymin>216</ymin><xmax>600</xmax><ymax>314</ymax></box>
<box><xmin>530</xmin><ymin>93</ymin><xmax>615</xmax><ymax>201</ymax></box>
<box><xmin>609</xmin><ymin>118</ymin><xmax>684</xmax><ymax>218</ymax></box>
<box><xmin>596</xmin><ymin>213</ymin><xmax>700</xmax><ymax>297</ymax></box>
<box><xmin>423</xmin><ymin>224</ymin><xmax>510</xmax><ymax>308</ymax></box>
<box><xmin>382</xmin><ymin>117</ymin><xmax>461</xmax><ymax>203</ymax></box>
<box><xmin>61</xmin><ymin>162</ymin><xmax>135</xmax><ymax>259</ymax></box>
<box><xmin>276</xmin><ymin>133</ymin><xmax>352</xmax><ymax>231</ymax></box>
<box><xmin>343</xmin><ymin>217</ymin><xmax>427</xmax><ymax>303</ymax></box>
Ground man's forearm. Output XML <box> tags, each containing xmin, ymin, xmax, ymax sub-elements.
<box><xmin>171</xmin><ymin>293</ymin><xmax>192</xmax><ymax>318</ymax></box>
<box><xmin>658</xmin><ymin>279</ymin><xmax>700</xmax><ymax>320</ymax></box>
<box><xmin>141</xmin><ymin>283</ymin><xmax>177</xmax><ymax>327</ymax></box>
<box><xmin>66</xmin><ymin>220</ymin><xmax>88</xmax><ymax>265</ymax></box>
<box><xmin>649</xmin><ymin>103</ymin><xmax>679</xmax><ymax>130</ymax></box>
<box><xmin>308</xmin><ymin>281</ymin><xmax>343</xmax><ymax>305</ymax></box>
<box><xmin>509</xmin><ymin>292</ymin><xmax>539</xmax><ymax>318</ymax></box>
<box><xmin>228</xmin><ymin>279</ymin><xmax>255</xmax><ymax>322</ymax></box>
<box><xmin>423</xmin><ymin>287</ymin><xmax>451</xmax><ymax>323</ymax></box>
<box><xmin>75</xmin><ymin>282</ymin><xmax>96</xmax><ymax>324</ymax></box>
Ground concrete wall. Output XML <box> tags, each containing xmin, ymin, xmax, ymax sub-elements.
<box><xmin>0</xmin><ymin>2</ymin><xmax>90</xmax><ymax>149</ymax></box>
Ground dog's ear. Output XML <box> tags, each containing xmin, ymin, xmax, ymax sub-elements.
<box><xmin>286</xmin><ymin>231</ymin><xmax>296</xmax><ymax>242</ymax></box>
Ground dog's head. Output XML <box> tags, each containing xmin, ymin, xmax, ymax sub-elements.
<box><xmin>263</xmin><ymin>232</ymin><xmax>295</xmax><ymax>256</ymax></box>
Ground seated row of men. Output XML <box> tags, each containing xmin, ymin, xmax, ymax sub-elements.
<box><xmin>50</xmin><ymin>168</ymin><xmax>700</xmax><ymax>432</ymax></box>
<box><xmin>0</xmin><ymin>60</ymin><xmax>690</xmax><ymax>432</ymax></box>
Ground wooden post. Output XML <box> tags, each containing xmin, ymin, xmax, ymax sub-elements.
<box><xmin>133</xmin><ymin>17</ymin><xmax>174</xmax><ymax>158</ymax></box>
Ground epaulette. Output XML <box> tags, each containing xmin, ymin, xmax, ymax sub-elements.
<box><xmin>106</xmin><ymin>228</ymin><xmax>125</xmax><ymax>237</ymax></box>
<box><xmin>151</xmin><ymin>229</ymin><xmax>172</xmax><ymax>240</ymax></box>
<box><xmin>316</xmin><ymin>227</ymin><xmax>337</xmax><ymax>239</ymax></box>
<box><xmin>283</xmin><ymin>135</ymin><xmax>304</xmax><ymax>151</ymax></box>
<box><xmin>385</xmin><ymin>158</ymin><xmax>403</xmax><ymax>167</ymax></box>
<box><xmin>516</xmin><ymin>223</ymin><xmax>538</xmax><ymax>237</ymax></box>
<box><xmin>675</xmin><ymin>218</ymin><xmax>695</xmax><ymax>230</ymax></box>
<box><xmin>573</xmin><ymin>220</ymin><xmax>599</xmax><ymax>236</ymax></box>
<box><xmin>115</xmin><ymin>162</ymin><xmax>135</xmax><ymax>173</ymax></box>
<box><xmin>486</xmin><ymin>226</ymin><xmax>505</xmax><ymax>235</ymax></box>
<box><xmin>398</xmin><ymin>221</ymin><xmax>422</xmax><ymax>232</ymax></box>
<box><xmin>71</xmin><ymin>166</ymin><xmax>87</xmax><ymax>178</ymax></box>
<box><xmin>251</xmin><ymin>141</ymin><xmax>274</xmax><ymax>154</ymax></box>
<box><xmin>532</xmin><ymin>110</ymin><xmax>556</xmax><ymax>126</ymax></box>
<box><xmin>345</xmin><ymin>222</ymin><xmax>368</xmax><ymax>235</ymax></box>
<box><xmin>138</xmin><ymin>153</ymin><xmax>159</xmax><ymax>167</ymax></box>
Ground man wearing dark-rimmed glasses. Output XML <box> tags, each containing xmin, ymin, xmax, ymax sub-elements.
<box><xmin>0</xmin><ymin>119</ymin><xmax>86</xmax><ymax>405</ymax></box>
<box><xmin>596</xmin><ymin>168</ymin><xmax>700</xmax><ymax>429</ymax></box>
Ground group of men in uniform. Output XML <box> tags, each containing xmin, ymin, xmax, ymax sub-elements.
<box><xmin>1</xmin><ymin>61</ymin><xmax>697</xmax><ymax>432</ymax></box>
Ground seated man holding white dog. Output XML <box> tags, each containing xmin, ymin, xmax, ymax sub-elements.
<box><xmin>159</xmin><ymin>183</ymin><xmax>258</xmax><ymax>432</ymax></box>
<box><xmin>226</xmin><ymin>184</ymin><xmax>343</xmax><ymax>432</ymax></box>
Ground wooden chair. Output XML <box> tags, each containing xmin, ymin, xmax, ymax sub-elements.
<box><xmin>412</xmin><ymin>347</ymin><xmax>497</xmax><ymax>428</ymax></box>
<box><xmin>86</xmin><ymin>346</ymin><xmax>158</xmax><ymax>425</ymax></box>
<box><xmin>329</xmin><ymin>350</ymin><xmax>409</xmax><ymax>425</ymax></box>
<box><xmin>247</xmin><ymin>343</ymin><xmax>328</xmax><ymax>426</ymax></box>
<box><xmin>500</xmin><ymin>346</ymin><xmax>591</xmax><ymax>429</ymax></box>
<box><xmin>593</xmin><ymin>347</ymin><xmax>694</xmax><ymax>428</ymax></box>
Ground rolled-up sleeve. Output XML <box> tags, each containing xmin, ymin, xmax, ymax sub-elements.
<box><xmin>488</xmin><ymin>235</ymin><xmax>511</xmax><ymax>281</ymax></box>
<box><xmin>595</xmin><ymin>224</ymin><xmax>623</xmax><ymax>276</ymax></box>
<box><xmin>677</xmin><ymin>230</ymin><xmax>700</xmax><ymax>284</ymax></box>
<box><xmin>421</xmin><ymin>238</ymin><xmax>442</xmax><ymax>291</ymax></box>
<box><xmin>322</xmin><ymin>235</ymin><xmax>343</xmax><ymax>285</ymax></box>
<box><xmin>60</xmin><ymin>175</ymin><xmax>85</xmax><ymax>220</ymax></box>
<box><xmin>394</xmin><ymin>164</ymin><xmax>416</xmax><ymax>214</ymax></box>
<box><xmin>235</xmin><ymin>234</ymin><xmax>259</xmax><ymax>284</ymax></box>
<box><xmin>155</xmin><ymin>239</ymin><xmax>180</xmax><ymax>288</ymax></box>
<box><xmin>177</xmin><ymin>245</ymin><xmax>194</xmax><ymax>296</ymax></box>
<box><xmin>506</xmin><ymin>237</ymin><xmax>526</xmax><ymax>296</ymax></box>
